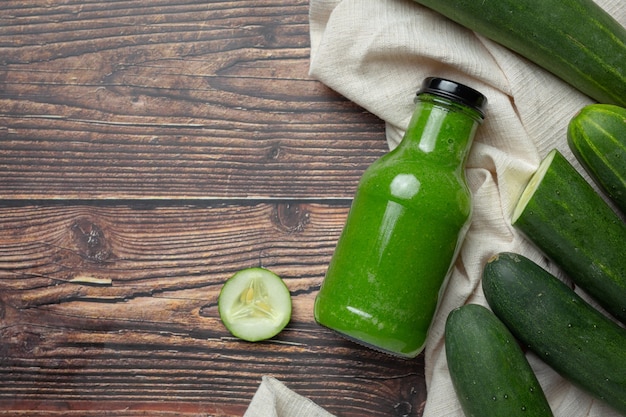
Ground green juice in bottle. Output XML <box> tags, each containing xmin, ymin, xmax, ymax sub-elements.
<box><xmin>314</xmin><ymin>77</ymin><xmax>487</xmax><ymax>358</ymax></box>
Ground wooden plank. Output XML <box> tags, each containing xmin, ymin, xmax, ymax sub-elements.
<box><xmin>0</xmin><ymin>0</ymin><xmax>388</xmax><ymax>200</ymax></box>
<box><xmin>0</xmin><ymin>204</ymin><xmax>427</xmax><ymax>416</ymax></box>
<box><xmin>0</xmin><ymin>1</ymin><xmax>425</xmax><ymax>415</ymax></box>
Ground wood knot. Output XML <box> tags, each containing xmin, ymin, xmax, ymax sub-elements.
<box><xmin>392</xmin><ymin>401</ymin><xmax>412</xmax><ymax>416</ymax></box>
<box><xmin>71</xmin><ymin>218</ymin><xmax>112</xmax><ymax>263</ymax></box>
<box><xmin>260</xmin><ymin>24</ymin><xmax>278</xmax><ymax>46</ymax></box>
<box><xmin>272</xmin><ymin>203</ymin><xmax>310</xmax><ymax>233</ymax></box>
<box><xmin>266</xmin><ymin>144</ymin><xmax>281</xmax><ymax>160</ymax></box>
<box><xmin>1</xmin><ymin>327</ymin><xmax>42</xmax><ymax>355</ymax></box>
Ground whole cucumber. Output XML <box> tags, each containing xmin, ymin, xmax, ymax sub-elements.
<box><xmin>568</xmin><ymin>103</ymin><xmax>626</xmax><ymax>215</ymax></box>
<box><xmin>445</xmin><ymin>304</ymin><xmax>553</xmax><ymax>417</ymax></box>
<box><xmin>410</xmin><ymin>0</ymin><xmax>626</xmax><ymax>106</ymax></box>
<box><xmin>483</xmin><ymin>252</ymin><xmax>626</xmax><ymax>416</ymax></box>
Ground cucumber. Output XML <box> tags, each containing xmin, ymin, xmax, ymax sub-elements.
<box><xmin>445</xmin><ymin>304</ymin><xmax>554</xmax><ymax>417</ymax></box>
<box><xmin>568</xmin><ymin>103</ymin><xmax>626</xmax><ymax>214</ymax></box>
<box><xmin>218</xmin><ymin>268</ymin><xmax>291</xmax><ymax>342</ymax></box>
<box><xmin>482</xmin><ymin>252</ymin><xmax>626</xmax><ymax>416</ymax></box>
<box><xmin>512</xmin><ymin>149</ymin><xmax>626</xmax><ymax>324</ymax></box>
<box><xmin>410</xmin><ymin>0</ymin><xmax>626</xmax><ymax>106</ymax></box>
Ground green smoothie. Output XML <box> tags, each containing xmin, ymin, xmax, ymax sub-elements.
<box><xmin>314</xmin><ymin>78</ymin><xmax>486</xmax><ymax>358</ymax></box>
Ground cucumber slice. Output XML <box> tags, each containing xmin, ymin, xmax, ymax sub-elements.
<box><xmin>218</xmin><ymin>268</ymin><xmax>292</xmax><ymax>342</ymax></box>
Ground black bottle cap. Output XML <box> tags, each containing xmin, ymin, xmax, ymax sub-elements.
<box><xmin>417</xmin><ymin>77</ymin><xmax>487</xmax><ymax>117</ymax></box>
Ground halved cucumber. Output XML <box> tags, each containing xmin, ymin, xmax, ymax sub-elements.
<box><xmin>512</xmin><ymin>149</ymin><xmax>626</xmax><ymax>324</ymax></box>
<box><xmin>218</xmin><ymin>268</ymin><xmax>292</xmax><ymax>342</ymax></box>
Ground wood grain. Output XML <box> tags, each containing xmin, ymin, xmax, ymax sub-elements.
<box><xmin>0</xmin><ymin>0</ymin><xmax>427</xmax><ymax>415</ymax></box>
<box><xmin>0</xmin><ymin>0</ymin><xmax>387</xmax><ymax>200</ymax></box>
<box><xmin>0</xmin><ymin>204</ymin><xmax>426</xmax><ymax>416</ymax></box>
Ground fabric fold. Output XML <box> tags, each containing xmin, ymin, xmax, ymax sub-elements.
<box><xmin>244</xmin><ymin>376</ymin><xmax>336</xmax><ymax>417</ymax></box>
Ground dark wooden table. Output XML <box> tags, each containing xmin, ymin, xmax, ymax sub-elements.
<box><xmin>0</xmin><ymin>1</ymin><xmax>427</xmax><ymax>416</ymax></box>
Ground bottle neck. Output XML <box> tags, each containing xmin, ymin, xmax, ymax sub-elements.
<box><xmin>397</xmin><ymin>93</ymin><xmax>483</xmax><ymax>165</ymax></box>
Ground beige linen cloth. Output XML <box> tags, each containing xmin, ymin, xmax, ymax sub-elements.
<box><xmin>244</xmin><ymin>0</ymin><xmax>626</xmax><ymax>416</ymax></box>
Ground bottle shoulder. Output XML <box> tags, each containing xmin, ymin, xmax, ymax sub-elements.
<box><xmin>358</xmin><ymin>157</ymin><xmax>471</xmax><ymax>210</ymax></box>
<box><xmin>361</xmin><ymin>153</ymin><xmax>466</xmax><ymax>189</ymax></box>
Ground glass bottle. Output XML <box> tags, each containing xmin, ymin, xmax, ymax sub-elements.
<box><xmin>314</xmin><ymin>77</ymin><xmax>487</xmax><ymax>358</ymax></box>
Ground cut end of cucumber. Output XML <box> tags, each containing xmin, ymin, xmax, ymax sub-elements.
<box><xmin>218</xmin><ymin>268</ymin><xmax>292</xmax><ymax>342</ymax></box>
<box><xmin>512</xmin><ymin>150</ymin><xmax>557</xmax><ymax>224</ymax></box>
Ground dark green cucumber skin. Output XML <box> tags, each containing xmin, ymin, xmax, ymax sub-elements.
<box><xmin>445</xmin><ymin>304</ymin><xmax>554</xmax><ymax>417</ymax></box>
<box><xmin>513</xmin><ymin>150</ymin><xmax>626</xmax><ymax>324</ymax></box>
<box><xmin>483</xmin><ymin>252</ymin><xmax>626</xmax><ymax>415</ymax></box>
<box><xmin>410</xmin><ymin>0</ymin><xmax>626</xmax><ymax>106</ymax></box>
<box><xmin>568</xmin><ymin>104</ymin><xmax>626</xmax><ymax>215</ymax></box>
